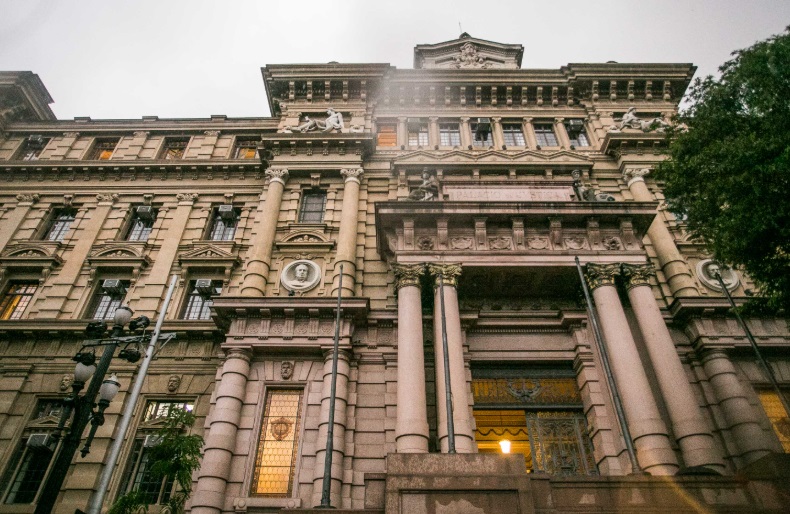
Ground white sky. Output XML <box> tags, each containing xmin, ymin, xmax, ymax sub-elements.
<box><xmin>1</xmin><ymin>0</ymin><xmax>788</xmax><ymax>120</ymax></box>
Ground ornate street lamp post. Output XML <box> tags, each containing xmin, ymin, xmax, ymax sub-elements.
<box><xmin>34</xmin><ymin>306</ymin><xmax>150</xmax><ymax>514</ymax></box>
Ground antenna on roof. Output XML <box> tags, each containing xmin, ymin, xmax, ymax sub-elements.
<box><xmin>458</xmin><ymin>22</ymin><xmax>462</xmax><ymax>35</ymax></box>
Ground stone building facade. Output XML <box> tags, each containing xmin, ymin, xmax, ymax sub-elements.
<box><xmin>0</xmin><ymin>35</ymin><xmax>788</xmax><ymax>514</ymax></box>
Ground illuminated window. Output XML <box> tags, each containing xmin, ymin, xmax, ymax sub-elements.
<box><xmin>471</xmin><ymin>372</ymin><xmax>597</xmax><ymax>476</ymax></box>
<box><xmin>298</xmin><ymin>191</ymin><xmax>326</xmax><ymax>223</ymax></box>
<box><xmin>233</xmin><ymin>138</ymin><xmax>259</xmax><ymax>159</ymax></box>
<box><xmin>0</xmin><ymin>282</ymin><xmax>38</xmax><ymax>320</ymax></box>
<box><xmin>160</xmin><ymin>138</ymin><xmax>189</xmax><ymax>160</ymax></box>
<box><xmin>533</xmin><ymin>124</ymin><xmax>558</xmax><ymax>147</ymax></box>
<box><xmin>44</xmin><ymin>208</ymin><xmax>76</xmax><ymax>242</ymax></box>
<box><xmin>251</xmin><ymin>390</ymin><xmax>303</xmax><ymax>496</ymax></box>
<box><xmin>88</xmin><ymin>138</ymin><xmax>119</xmax><ymax>160</ymax></box>
<box><xmin>181</xmin><ymin>280</ymin><xmax>222</xmax><ymax>320</ymax></box>
<box><xmin>439</xmin><ymin>123</ymin><xmax>461</xmax><ymax>146</ymax></box>
<box><xmin>377</xmin><ymin>124</ymin><xmax>397</xmax><ymax>147</ymax></box>
<box><xmin>502</xmin><ymin>124</ymin><xmax>526</xmax><ymax>147</ymax></box>
<box><xmin>758</xmin><ymin>390</ymin><xmax>790</xmax><ymax>452</ymax></box>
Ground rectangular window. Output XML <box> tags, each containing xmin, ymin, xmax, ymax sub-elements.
<box><xmin>533</xmin><ymin>124</ymin><xmax>558</xmax><ymax>147</ymax></box>
<box><xmin>298</xmin><ymin>191</ymin><xmax>326</xmax><ymax>223</ymax></box>
<box><xmin>88</xmin><ymin>138</ymin><xmax>120</xmax><ymax>160</ymax></box>
<box><xmin>116</xmin><ymin>401</ymin><xmax>194</xmax><ymax>505</ymax></box>
<box><xmin>126</xmin><ymin>207</ymin><xmax>157</xmax><ymax>242</ymax></box>
<box><xmin>251</xmin><ymin>390</ymin><xmax>303</xmax><ymax>496</ymax></box>
<box><xmin>89</xmin><ymin>280</ymin><xmax>130</xmax><ymax>320</ymax></box>
<box><xmin>377</xmin><ymin>124</ymin><xmax>397</xmax><ymax>147</ymax></box>
<box><xmin>407</xmin><ymin>123</ymin><xmax>429</xmax><ymax>147</ymax></box>
<box><xmin>160</xmin><ymin>138</ymin><xmax>189</xmax><ymax>160</ymax></box>
<box><xmin>208</xmin><ymin>206</ymin><xmax>239</xmax><ymax>241</ymax></box>
<box><xmin>758</xmin><ymin>390</ymin><xmax>790</xmax><ymax>452</ymax></box>
<box><xmin>0</xmin><ymin>282</ymin><xmax>38</xmax><ymax>320</ymax></box>
<box><xmin>502</xmin><ymin>124</ymin><xmax>526</xmax><ymax>147</ymax></box>
<box><xmin>44</xmin><ymin>209</ymin><xmax>76</xmax><ymax>242</ymax></box>
<box><xmin>439</xmin><ymin>123</ymin><xmax>461</xmax><ymax>147</ymax></box>
<box><xmin>565</xmin><ymin>120</ymin><xmax>590</xmax><ymax>147</ymax></box>
<box><xmin>17</xmin><ymin>136</ymin><xmax>49</xmax><ymax>161</ymax></box>
<box><xmin>182</xmin><ymin>280</ymin><xmax>222</xmax><ymax>321</ymax></box>
<box><xmin>233</xmin><ymin>138</ymin><xmax>259</xmax><ymax>159</ymax></box>
<box><xmin>471</xmin><ymin>121</ymin><xmax>493</xmax><ymax>147</ymax></box>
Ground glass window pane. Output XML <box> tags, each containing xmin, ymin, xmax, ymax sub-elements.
<box><xmin>758</xmin><ymin>390</ymin><xmax>790</xmax><ymax>452</ymax></box>
<box><xmin>502</xmin><ymin>124</ymin><xmax>526</xmax><ymax>146</ymax></box>
<box><xmin>377</xmin><ymin>125</ymin><xmax>397</xmax><ymax>147</ymax></box>
<box><xmin>251</xmin><ymin>390</ymin><xmax>303</xmax><ymax>496</ymax></box>
<box><xmin>534</xmin><ymin>125</ymin><xmax>558</xmax><ymax>147</ymax></box>
<box><xmin>0</xmin><ymin>283</ymin><xmax>38</xmax><ymax>320</ymax></box>
<box><xmin>299</xmin><ymin>192</ymin><xmax>326</xmax><ymax>223</ymax></box>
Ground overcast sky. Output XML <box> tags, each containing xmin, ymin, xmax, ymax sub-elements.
<box><xmin>1</xmin><ymin>0</ymin><xmax>788</xmax><ymax>120</ymax></box>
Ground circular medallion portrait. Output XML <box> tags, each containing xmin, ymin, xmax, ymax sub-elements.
<box><xmin>696</xmin><ymin>259</ymin><xmax>740</xmax><ymax>292</ymax></box>
<box><xmin>280</xmin><ymin>259</ymin><xmax>321</xmax><ymax>293</ymax></box>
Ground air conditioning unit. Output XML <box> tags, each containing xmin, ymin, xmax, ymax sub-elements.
<box><xmin>474</xmin><ymin>118</ymin><xmax>491</xmax><ymax>140</ymax></box>
<box><xmin>567</xmin><ymin>119</ymin><xmax>585</xmax><ymax>133</ymax></box>
<box><xmin>143</xmin><ymin>434</ymin><xmax>162</xmax><ymax>448</ymax></box>
<box><xmin>217</xmin><ymin>204</ymin><xmax>237</xmax><ymax>221</ymax></box>
<box><xmin>27</xmin><ymin>134</ymin><xmax>45</xmax><ymax>147</ymax></box>
<box><xmin>27</xmin><ymin>433</ymin><xmax>53</xmax><ymax>451</ymax></box>
<box><xmin>135</xmin><ymin>205</ymin><xmax>155</xmax><ymax>221</ymax></box>
<box><xmin>101</xmin><ymin>279</ymin><xmax>127</xmax><ymax>296</ymax></box>
<box><xmin>194</xmin><ymin>279</ymin><xmax>216</xmax><ymax>297</ymax></box>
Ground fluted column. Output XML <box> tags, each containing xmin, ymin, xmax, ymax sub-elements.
<box><xmin>192</xmin><ymin>348</ymin><xmax>252</xmax><ymax>514</ymax></box>
<box><xmin>312</xmin><ymin>349</ymin><xmax>351</xmax><ymax>508</ymax></box>
<box><xmin>623</xmin><ymin>168</ymin><xmax>698</xmax><ymax>297</ymax></box>
<box><xmin>240</xmin><ymin>168</ymin><xmax>288</xmax><ymax>297</ymax></box>
<box><xmin>623</xmin><ymin>263</ymin><xmax>725</xmax><ymax>472</ymax></box>
<box><xmin>427</xmin><ymin>263</ymin><xmax>475</xmax><ymax>453</ymax></box>
<box><xmin>584</xmin><ymin>263</ymin><xmax>678</xmax><ymax>474</ymax></box>
<box><xmin>393</xmin><ymin>264</ymin><xmax>430</xmax><ymax>453</ymax></box>
<box><xmin>701</xmin><ymin>349</ymin><xmax>774</xmax><ymax>465</ymax></box>
<box><xmin>331</xmin><ymin>168</ymin><xmax>363</xmax><ymax>297</ymax></box>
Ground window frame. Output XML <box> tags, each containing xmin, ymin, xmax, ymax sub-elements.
<box><xmin>124</xmin><ymin>207</ymin><xmax>158</xmax><ymax>242</ymax></box>
<box><xmin>407</xmin><ymin>122</ymin><xmax>429</xmax><ymax>148</ymax></box>
<box><xmin>502</xmin><ymin>123</ymin><xmax>526</xmax><ymax>147</ymax></box>
<box><xmin>159</xmin><ymin>137</ymin><xmax>190</xmax><ymax>160</ymax></box>
<box><xmin>180</xmin><ymin>279</ymin><xmax>222</xmax><ymax>321</ymax></box>
<box><xmin>564</xmin><ymin>120</ymin><xmax>590</xmax><ymax>148</ymax></box>
<box><xmin>87</xmin><ymin>138</ymin><xmax>120</xmax><ymax>160</ymax></box>
<box><xmin>41</xmin><ymin>207</ymin><xmax>77</xmax><ymax>242</ymax></box>
<box><xmin>298</xmin><ymin>190</ymin><xmax>327</xmax><ymax>224</ymax></box>
<box><xmin>232</xmin><ymin>137</ymin><xmax>260</xmax><ymax>159</ymax></box>
<box><xmin>439</xmin><ymin>123</ymin><xmax>461</xmax><ymax>147</ymax></box>
<box><xmin>15</xmin><ymin>136</ymin><xmax>50</xmax><ymax>161</ymax></box>
<box><xmin>470</xmin><ymin>121</ymin><xmax>493</xmax><ymax>147</ymax></box>
<box><xmin>533</xmin><ymin>123</ymin><xmax>559</xmax><ymax>147</ymax></box>
<box><xmin>207</xmin><ymin>206</ymin><xmax>240</xmax><ymax>241</ymax></box>
<box><xmin>0</xmin><ymin>281</ymin><xmax>39</xmax><ymax>320</ymax></box>
<box><xmin>376</xmin><ymin>123</ymin><xmax>397</xmax><ymax>147</ymax></box>
<box><xmin>86</xmin><ymin>279</ymin><xmax>131</xmax><ymax>320</ymax></box>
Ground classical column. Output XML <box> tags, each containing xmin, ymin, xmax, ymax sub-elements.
<box><xmin>459</xmin><ymin>117</ymin><xmax>472</xmax><ymax>148</ymax></box>
<box><xmin>331</xmin><ymin>168</ymin><xmax>363</xmax><ymax>297</ymax></box>
<box><xmin>427</xmin><ymin>263</ymin><xmax>475</xmax><ymax>453</ymax></box>
<box><xmin>312</xmin><ymin>349</ymin><xmax>351</xmax><ymax>508</ymax></box>
<box><xmin>623</xmin><ymin>168</ymin><xmax>698</xmax><ymax>297</ymax></box>
<box><xmin>554</xmin><ymin>117</ymin><xmax>571</xmax><ymax>149</ymax></box>
<box><xmin>701</xmin><ymin>349</ymin><xmax>774</xmax><ymax>465</ymax></box>
<box><xmin>240</xmin><ymin>168</ymin><xmax>288</xmax><ymax>297</ymax></box>
<box><xmin>522</xmin><ymin>117</ymin><xmax>538</xmax><ymax>149</ymax></box>
<box><xmin>192</xmin><ymin>348</ymin><xmax>252</xmax><ymax>514</ymax></box>
<box><xmin>584</xmin><ymin>263</ymin><xmax>678</xmax><ymax>474</ymax></box>
<box><xmin>393</xmin><ymin>264</ymin><xmax>430</xmax><ymax>453</ymax></box>
<box><xmin>622</xmin><ymin>263</ymin><xmax>725</xmax><ymax>472</ymax></box>
<box><xmin>491</xmin><ymin>117</ymin><xmax>505</xmax><ymax>149</ymax></box>
<box><xmin>428</xmin><ymin>116</ymin><xmax>440</xmax><ymax>148</ymax></box>
<box><xmin>397</xmin><ymin>117</ymin><xmax>408</xmax><ymax>148</ymax></box>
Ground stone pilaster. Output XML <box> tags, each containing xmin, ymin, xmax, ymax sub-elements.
<box><xmin>491</xmin><ymin>117</ymin><xmax>505</xmax><ymax>149</ymax></box>
<box><xmin>241</xmin><ymin>168</ymin><xmax>289</xmax><ymax>296</ymax></box>
<box><xmin>393</xmin><ymin>264</ymin><xmax>429</xmax><ymax>453</ymax></box>
<box><xmin>584</xmin><ymin>263</ymin><xmax>679</xmax><ymax>475</ymax></box>
<box><xmin>459</xmin><ymin>117</ymin><xmax>472</xmax><ymax>148</ymax></box>
<box><xmin>427</xmin><ymin>263</ymin><xmax>475</xmax><ymax>453</ymax></box>
<box><xmin>0</xmin><ymin>194</ymin><xmax>39</xmax><ymax>253</ymax></box>
<box><xmin>522</xmin><ymin>117</ymin><xmax>538</xmax><ymax>149</ymax></box>
<box><xmin>554</xmin><ymin>117</ymin><xmax>571</xmax><ymax>149</ymax></box>
<box><xmin>331</xmin><ymin>168</ymin><xmax>363</xmax><ymax>297</ymax></box>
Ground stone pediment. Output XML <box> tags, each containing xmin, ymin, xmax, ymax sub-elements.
<box><xmin>179</xmin><ymin>244</ymin><xmax>240</xmax><ymax>266</ymax></box>
<box><xmin>1</xmin><ymin>243</ymin><xmax>59</xmax><ymax>260</ymax></box>
<box><xmin>0</xmin><ymin>243</ymin><xmax>63</xmax><ymax>284</ymax></box>
<box><xmin>394</xmin><ymin>149</ymin><xmax>593</xmax><ymax>165</ymax></box>
<box><xmin>414</xmin><ymin>33</ymin><xmax>524</xmax><ymax>70</ymax></box>
<box><xmin>87</xmin><ymin>243</ymin><xmax>151</xmax><ymax>285</ymax></box>
<box><xmin>275</xmin><ymin>230</ymin><xmax>335</xmax><ymax>252</ymax></box>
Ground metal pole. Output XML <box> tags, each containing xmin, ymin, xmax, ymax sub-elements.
<box><xmin>35</xmin><ymin>336</ymin><xmax>120</xmax><ymax>514</ymax></box>
<box><xmin>575</xmin><ymin>257</ymin><xmax>641</xmax><ymax>473</ymax></box>
<box><xmin>86</xmin><ymin>274</ymin><xmax>179</xmax><ymax>514</ymax></box>
<box><xmin>318</xmin><ymin>263</ymin><xmax>343</xmax><ymax>508</ymax></box>
<box><xmin>438</xmin><ymin>273</ymin><xmax>456</xmax><ymax>453</ymax></box>
<box><xmin>715</xmin><ymin>271</ymin><xmax>790</xmax><ymax>418</ymax></box>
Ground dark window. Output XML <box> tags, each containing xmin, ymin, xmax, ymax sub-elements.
<box><xmin>407</xmin><ymin>123</ymin><xmax>429</xmax><ymax>147</ymax></box>
<box><xmin>377</xmin><ymin>124</ymin><xmax>397</xmax><ymax>147</ymax></box>
<box><xmin>126</xmin><ymin>207</ymin><xmax>157</xmax><ymax>242</ymax></box>
<box><xmin>439</xmin><ymin>124</ymin><xmax>461</xmax><ymax>146</ymax></box>
<box><xmin>298</xmin><ymin>192</ymin><xmax>326</xmax><ymax>223</ymax></box>
<box><xmin>0</xmin><ymin>282</ymin><xmax>38</xmax><ymax>320</ymax></box>
<box><xmin>88</xmin><ymin>138</ymin><xmax>120</xmax><ymax>160</ymax></box>
<box><xmin>182</xmin><ymin>280</ymin><xmax>222</xmax><ymax>320</ymax></box>
<box><xmin>160</xmin><ymin>138</ymin><xmax>189</xmax><ymax>160</ymax></box>
<box><xmin>502</xmin><ymin>124</ymin><xmax>526</xmax><ymax>147</ymax></box>
<box><xmin>233</xmin><ymin>138</ymin><xmax>259</xmax><ymax>159</ymax></box>
<box><xmin>533</xmin><ymin>124</ymin><xmax>558</xmax><ymax>147</ymax></box>
<box><xmin>17</xmin><ymin>136</ymin><xmax>49</xmax><ymax>161</ymax></box>
<box><xmin>44</xmin><ymin>209</ymin><xmax>76</xmax><ymax>242</ymax></box>
<box><xmin>565</xmin><ymin>121</ymin><xmax>590</xmax><ymax>147</ymax></box>
<box><xmin>471</xmin><ymin>121</ymin><xmax>493</xmax><ymax>147</ymax></box>
<box><xmin>89</xmin><ymin>280</ymin><xmax>130</xmax><ymax>320</ymax></box>
<box><xmin>208</xmin><ymin>207</ymin><xmax>239</xmax><ymax>241</ymax></box>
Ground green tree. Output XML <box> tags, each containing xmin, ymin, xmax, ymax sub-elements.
<box><xmin>656</xmin><ymin>27</ymin><xmax>790</xmax><ymax>311</ymax></box>
<box><xmin>109</xmin><ymin>408</ymin><xmax>204</xmax><ymax>514</ymax></box>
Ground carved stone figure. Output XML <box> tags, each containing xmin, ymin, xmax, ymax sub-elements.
<box><xmin>280</xmin><ymin>259</ymin><xmax>321</xmax><ymax>293</ymax></box>
<box><xmin>60</xmin><ymin>374</ymin><xmax>74</xmax><ymax>391</ymax></box>
<box><xmin>453</xmin><ymin>43</ymin><xmax>489</xmax><ymax>69</ymax></box>
<box><xmin>612</xmin><ymin>107</ymin><xmax>671</xmax><ymax>133</ymax></box>
<box><xmin>167</xmin><ymin>374</ymin><xmax>181</xmax><ymax>392</ymax></box>
<box><xmin>526</xmin><ymin>237</ymin><xmax>549</xmax><ymax>250</ymax></box>
<box><xmin>281</xmin><ymin>361</ymin><xmax>294</xmax><ymax>380</ymax></box>
<box><xmin>284</xmin><ymin>108</ymin><xmax>345</xmax><ymax>133</ymax></box>
<box><xmin>408</xmin><ymin>170</ymin><xmax>438</xmax><ymax>201</ymax></box>
<box><xmin>697</xmin><ymin>259</ymin><xmax>740</xmax><ymax>292</ymax></box>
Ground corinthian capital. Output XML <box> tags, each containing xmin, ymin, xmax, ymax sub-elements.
<box><xmin>623</xmin><ymin>167</ymin><xmax>651</xmax><ymax>185</ymax></box>
<box><xmin>427</xmin><ymin>263</ymin><xmax>462</xmax><ymax>288</ymax></box>
<box><xmin>584</xmin><ymin>263</ymin><xmax>620</xmax><ymax>290</ymax></box>
<box><xmin>621</xmin><ymin>262</ymin><xmax>654</xmax><ymax>289</ymax></box>
<box><xmin>265</xmin><ymin>168</ymin><xmax>289</xmax><ymax>185</ymax></box>
<box><xmin>392</xmin><ymin>263</ymin><xmax>424</xmax><ymax>291</ymax></box>
<box><xmin>340</xmin><ymin>168</ymin><xmax>364</xmax><ymax>183</ymax></box>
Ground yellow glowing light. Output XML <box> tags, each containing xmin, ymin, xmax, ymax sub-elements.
<box><xmin>499</xmin><ymin>439</ymin><xmax>511</xmax><ymax>453</ymax></box>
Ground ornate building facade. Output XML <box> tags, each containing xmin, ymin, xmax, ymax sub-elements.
<box><xmin>0</xmin><ymin>34</ymin><xmax>788</xmax><ymax>514</ymax></box>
